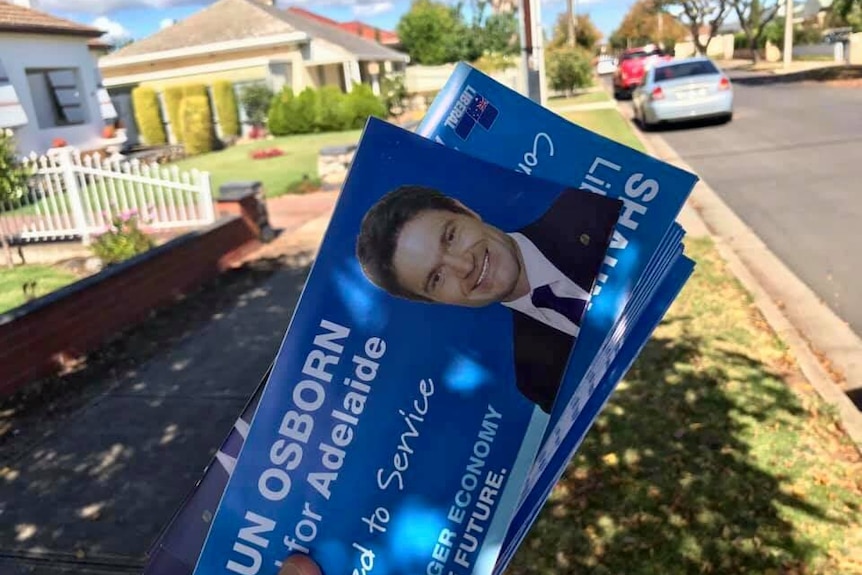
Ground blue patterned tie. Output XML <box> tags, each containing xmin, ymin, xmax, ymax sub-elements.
<box><xmin>530</xmin><ymin>284</ymin><xmax>586</xmax><ymax>327</ymax></box>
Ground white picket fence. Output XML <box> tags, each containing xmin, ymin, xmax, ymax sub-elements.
<box><xmin>0</xmin><ymin>148</ymin><xmax>215</xmax><ymax>244</ymax></box>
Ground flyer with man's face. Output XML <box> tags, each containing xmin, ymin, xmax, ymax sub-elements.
<box><xmin>191</xmin><ymin>118</ymin><xmax>623</xmax><ymax>575</ymax></box>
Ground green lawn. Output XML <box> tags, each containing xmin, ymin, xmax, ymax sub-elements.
<box><xmin>547</xmin><ymin>90</ymin><xmax>612</xmax><ymax>108</ymax></box>
<box><xmin>171</xmin><ymin>130</ymin><xmax>361</xmax><ymax>198</ymax></box>
<box><xmin>563</xmin><ymin>109</ymin><xmax>646</xmax><ymax>153</ymax></box>
<box><xmin>507</xmin><ymin>108</ymin><xmax>862</xmax><ymax>574</ymax></box>
<box><xmin>0</xmin><ymin>264</ymin><xmax>79</xmax><ymax>314</ymax></box>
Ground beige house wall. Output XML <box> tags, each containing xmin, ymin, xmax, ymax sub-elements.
<box><xmin>101</xmin><ymin>44</ymin><xmax>310</xmax><ymax>90</ymax></box>
<box><xmin>674</xmin><ymin>33</ymin><xmax>735</xmax><ymax>60</ymax></box>
<box><xmin>850</xmin><ymin>32</ymin><xmax>862</xmax><ymax>65</ymax></box>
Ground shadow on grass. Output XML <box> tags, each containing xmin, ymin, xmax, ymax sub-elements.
<box><xmin>509</xmin><ymin>317</ymin><xmax>838</xmax><ymax>575</ymax></box>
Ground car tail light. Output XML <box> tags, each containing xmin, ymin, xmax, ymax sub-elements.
<box><xmin>650</xmin><ymin>86</ymin><xmax>664</xmax><ymax>100</ymax></box>
<box><xmin>718</xmin><ymin>76</ymin><xmax>731</xmax><ymax>90</ymax></box>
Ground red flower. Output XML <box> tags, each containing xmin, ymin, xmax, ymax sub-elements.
<box><xmin>250</xmin><ymin>148</ymin><xmax>285</xmax><ymax>160</ymax></box>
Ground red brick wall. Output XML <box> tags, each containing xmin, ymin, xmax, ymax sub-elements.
<box><xmin>0</xmin><ymin>198</ymin><xmax>262</xmax><ymax>398</ymax></box>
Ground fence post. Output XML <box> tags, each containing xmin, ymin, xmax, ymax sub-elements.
<box><xmin>198</xmin><ymin>171</ymin><xmax>215</xmax><ymax>224</ymax></box>
<box><xmin>55</xmin><ymin>148</ymin><xmax>90</xmax><ymax>244</ymax></box>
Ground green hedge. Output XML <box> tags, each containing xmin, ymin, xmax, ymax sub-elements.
<box><xmin>131</xmin><ymin>87</ymin><xmax>167</xmax><ymax>145</ymax></box>
<box><xmin>266</xmin><ymin>83</ymin><xmax>387</xmax><ymax>136</ymax></box>
<box><xmin>212</xmin><ymin>80</ymin><xmax>239</xmax><ymax>137</ymax></box>
<box><xmin>180</xmin><ymin>95</ymin><xmax>213</xmax><ymax>155</ymax></box>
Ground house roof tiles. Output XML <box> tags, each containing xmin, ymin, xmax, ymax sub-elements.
<box><xmin>0</xmin><ymin>1</ymin><xmax>102</xmax><ymax>37</ymax></box>
<box><xmin>104</xmin><ymin>0</ymin><xmax>407</xmax><ymax>62</ymax></box>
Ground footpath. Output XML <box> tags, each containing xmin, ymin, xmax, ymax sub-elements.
<box><xmin>0</xmin><ymin>192</ymin><xmax>337</xmax><ymax>575</ymax></box>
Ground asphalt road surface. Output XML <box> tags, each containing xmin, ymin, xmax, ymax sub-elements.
<box><xmin>647</xmin><ymin>73</ymin><xmax>862</xmax><ymax>338</ymax></box>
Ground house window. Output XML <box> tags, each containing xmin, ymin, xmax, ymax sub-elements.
<box><xmin>0</xmin><ymin>58</ymin><xmax>28</xmax><ymax>129</ymax></box>
<box><xmin>25</xmin><ymin>68</ymin><xmax>86</xmax><ymax>128</ymax></box>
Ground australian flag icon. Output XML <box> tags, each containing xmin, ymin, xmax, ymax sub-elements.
<box><xmin>454</xmin><ymin>94</ymin><xmax>499</xmax><ymax>140</ymax></box>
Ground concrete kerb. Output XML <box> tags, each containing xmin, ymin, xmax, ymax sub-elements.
<box><xmin>613</xmin><ymin>101</ymin><xmax>862</xmax><ymax>453</ymax></box>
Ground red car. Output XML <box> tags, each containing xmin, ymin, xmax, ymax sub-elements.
<box><xmin>613</xmin><ymin>45</ymin><xmax>673</xmax><ymax>99</ymax></box>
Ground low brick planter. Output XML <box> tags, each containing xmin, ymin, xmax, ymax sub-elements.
<box><xmin>0</xmin><ymin>190</ymin><xmax>266</xmax><ymax>398</ymax></box>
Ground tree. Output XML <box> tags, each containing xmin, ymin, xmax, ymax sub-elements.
<box><xmin>397</xmin><ymin>0</ymin><xmax>465</xmax><ymax>64</ymax></box>
<box><xmin>0</xmin><ymin>130</ymin><xmax>30</xmax><ymax>268</ymax></box>
<box><xmin>240</xmin><ymin>83</ymin><xmax>274</xmax><ymax>128</ymax></box>
<box><xmin>609</xmin><ymin>0</ymin><xmax>688</xmax><ymax>49</ymax></box>
<box><xmin>733</xmin><ymin>0</ymin><xmax>780</xmax><ymax>62</ymax></box>
<box><xmin>545</xmin><ymin>46</ymin><xmax>593</xmax><ymax>93</ymax></box>
<box><xmin>479</xmin><ymin>11</ymin><xmax>520</xmax><ymax>54</ymax></box>
<box><xmin>550</xmin><ymin>12</ymin><xmax>603</xmax><ymax>49</ymax></box>
<box><xmin>670</xmin><ymin>0</ymin><xmax>733</xmax><ymax>55</ymax></box>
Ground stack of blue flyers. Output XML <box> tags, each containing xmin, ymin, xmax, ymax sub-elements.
<box><xmin>142</xmin><ymin>64</ymin><xmax>698</xmax><ymax>575</ymax></box>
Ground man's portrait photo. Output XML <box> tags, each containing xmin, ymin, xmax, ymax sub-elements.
<box><xmin>356</xmin><ymin>185</ymin><xmax>622</xmax><ymax>414</ymax></box>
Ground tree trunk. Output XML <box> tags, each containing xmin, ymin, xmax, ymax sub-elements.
<box><xmin>749</xmin><ymin>35</ymin><xmax>761</xmax><ymax>62</ymax></box>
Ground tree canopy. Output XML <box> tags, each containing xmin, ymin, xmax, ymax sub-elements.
<box><xmin>548</xmin><ymin>12</ymin><xmax>603</xmax><ymax>50</ymax></box>
<box><xmin>396</xmin><ymin>0</ymin><xmax>519</xmax><ymax>65</ymax></box>
<box><xmin>609</xmin><ymin>0</ymin><xmax>688</xmax><ymax>49</ymax></box>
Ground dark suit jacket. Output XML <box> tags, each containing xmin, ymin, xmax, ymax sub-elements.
<box><xmin>511</xmin><ymin>188</ymin><xmax>622</xmax><ymax>414</ymax></box>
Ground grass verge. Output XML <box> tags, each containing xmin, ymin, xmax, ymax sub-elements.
<box><xmin>509</xmin><ymin>108</ymin><xmax>862</xmax><ymax>574</ymax></box>
<box><xmin>547</xmin><ymin>91</ymin><xmax>612</xmax><ymax>108</ymax></box>
<box><xmin>510</xmin><ymin>238</ymin><xmax>862</xmax><ymax>575</ymax></box>
<box><xmin>172</xmin><ymin>130</ymin><xmax>361</xmax><ymax>198</ymax></box>
<box><xmin>0</xmin><ymin>264</ymin><xmax>79</xmax><ymax>314</ymax></box>
<box><xmin>563</xmin><ymin>109</ymin><xmax>646</xmax><ymax>153</ymax></box>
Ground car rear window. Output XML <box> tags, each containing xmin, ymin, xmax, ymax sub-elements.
<box><xmin>654</xmin><ymin>60</ymin><xmax>719</xmax><ymax>81</ymax></box>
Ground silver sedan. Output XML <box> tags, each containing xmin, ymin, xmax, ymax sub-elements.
<box><xmin>632</xmin><ymin>57</ymin><xmax>733</xmax><ymax>130</ymax></box>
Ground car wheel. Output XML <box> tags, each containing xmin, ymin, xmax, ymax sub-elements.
<box><xmin>722</xmin><ymin>112</ymin><xmax>733</xmax><ymax>124</ymax></box>
<box><xmin>640</xmin><ymin>110</ymin><xmax>653</xmax><ymax>131</ymax></box>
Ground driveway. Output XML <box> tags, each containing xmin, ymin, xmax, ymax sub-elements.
<box><xmin>647</xmin><ymin>76</ymin><xmax>862</xmax><ymax>338</ymax></box>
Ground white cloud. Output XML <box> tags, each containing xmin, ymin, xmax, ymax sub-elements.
<box><xmin>92</xmin><ymin>15</ymin><xmax>132</xmax><ymax>43</ymax></box>
<box><xmin>39</xmin><ymin>0</ymin><xmax>208</xmax><ymax>15</ymax></box>
<box><xmin>160</xmin><ymin>17</ymin><xmax>176</xmax><ymax>28</ymax></box>
<box><xmin>353</xmin><ymin>1</ymin><xmax>393</xmax><ymax>16</ymax></box>
<box><xmin>290</xmin><ymin>0</ymin><xmax>397</xmax><ymax>16</ymax></box>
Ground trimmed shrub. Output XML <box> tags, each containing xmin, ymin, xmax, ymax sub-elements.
<box><xmin>183</xmin><ymin>83</ymin><xmax>208</xmax><ymax>98</ymax></box>
<box><xmin>163</xmin><ymin>85</ymin><xmax>185</xmax><ymax>143</ymax></box>
<box><xmin>545</xmin><ymin>46</ymin><xmax>593</xmax><ymax>94</ymax></box>
<box><xmin>212</xmin><ymin>80</ymin><xmax>240</xmax><ymax>138</ymax></box>
<box><xmin>180</xmin><ymin>95</ymin><xmax>214</xmax><ymax>155</ymax></box>
<box><xmin>288</xmin><ymin>87</ymin><xmax>319</xmax><ymax>134</ymax></box>
<box><xmin>316</xmin><ymin>86</ymin><xmax>351</xmax><ymax>132</ymax></box>
<box><xmin>345</xmin><ymin>84</ymin><xmax>387</xmax><ymax>129</ymax></box>
<box><xmin>131</xmin><ymin>87</ymin><xmax>166</xmax><ymax>145</ymax></box>
<box><xmin>267</xmin><ymin>88</ymin><xmax>294</xmax><ymax>136</ymax></box>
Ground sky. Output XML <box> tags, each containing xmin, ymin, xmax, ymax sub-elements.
<box><xmin>40</xmin><ymin>0</ymin><xmax>636</xmax><ymax>47</ymax></box>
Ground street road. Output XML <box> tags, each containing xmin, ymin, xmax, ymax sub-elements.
<box><xmin>652</xmin><ymin>75</ymin><xmax>862</xmax><ymax>338</ymax></box>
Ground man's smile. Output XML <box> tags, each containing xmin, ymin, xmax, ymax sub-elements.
<box><xmin>473</xmin><ymin>249</ymin><xmax>490</xmax><ymax>291</ymax></box>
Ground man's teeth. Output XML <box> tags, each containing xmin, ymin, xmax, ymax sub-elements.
<box><xmin>475</xmin><ymin>252</ymin><xmax>489</xmax><ymax>289</ymax></box>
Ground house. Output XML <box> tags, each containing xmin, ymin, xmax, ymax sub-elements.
<box><xmin>285</xmin><ymin>6</ymin><xmax>401</xmax><ymax>48</ymax></box>
<box><xmin>0</xmin><ymin>0</ymin><xmax>117</xmax><ymax>154</ymax></box>
<box><xmin>98</xmin><ymin>0</ymin><xmax>409</xmax><ymax>143</ymax></box>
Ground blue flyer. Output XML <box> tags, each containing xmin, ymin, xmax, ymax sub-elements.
<box><xmin>191</xmin><ymin>118</ymin><xmax>624</xmax><ymax>575</ymax></box>
<box><xmin>415</xmin><ymin>63</ymin><xmax>699</xmax><ymax>558</ymax></box>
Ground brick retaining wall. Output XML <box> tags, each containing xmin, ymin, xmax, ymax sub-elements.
<box><xmin>0</xmin><ymin>192</ymin><xmax>264</xmax><ymax>398</ymax></box>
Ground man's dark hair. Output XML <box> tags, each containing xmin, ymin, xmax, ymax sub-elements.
<box><xmin>356</xmin><ymin>185</ymin><xmax>473</xmax><ymax>300</ymax></box>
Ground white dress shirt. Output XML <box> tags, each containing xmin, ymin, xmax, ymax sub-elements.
<box><xmin>501</xmin><ymin>232</ymin><xmax>590</xmax><ymax>338</ymax></box>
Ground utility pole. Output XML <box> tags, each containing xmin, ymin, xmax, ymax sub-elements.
<box><xmin>520</xmin><ymin>0</ymin><xmax>546</xmax><ymax>105</ymax></box>
<box><xmin>566</xmin><ymin>0</ymin><xmax>576</xmax><ymax>47</ymax></box>
<box><xmin>783</xmin><ymin>0</ymin><xmax>794</xmax><ymax>69</ymax></box>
